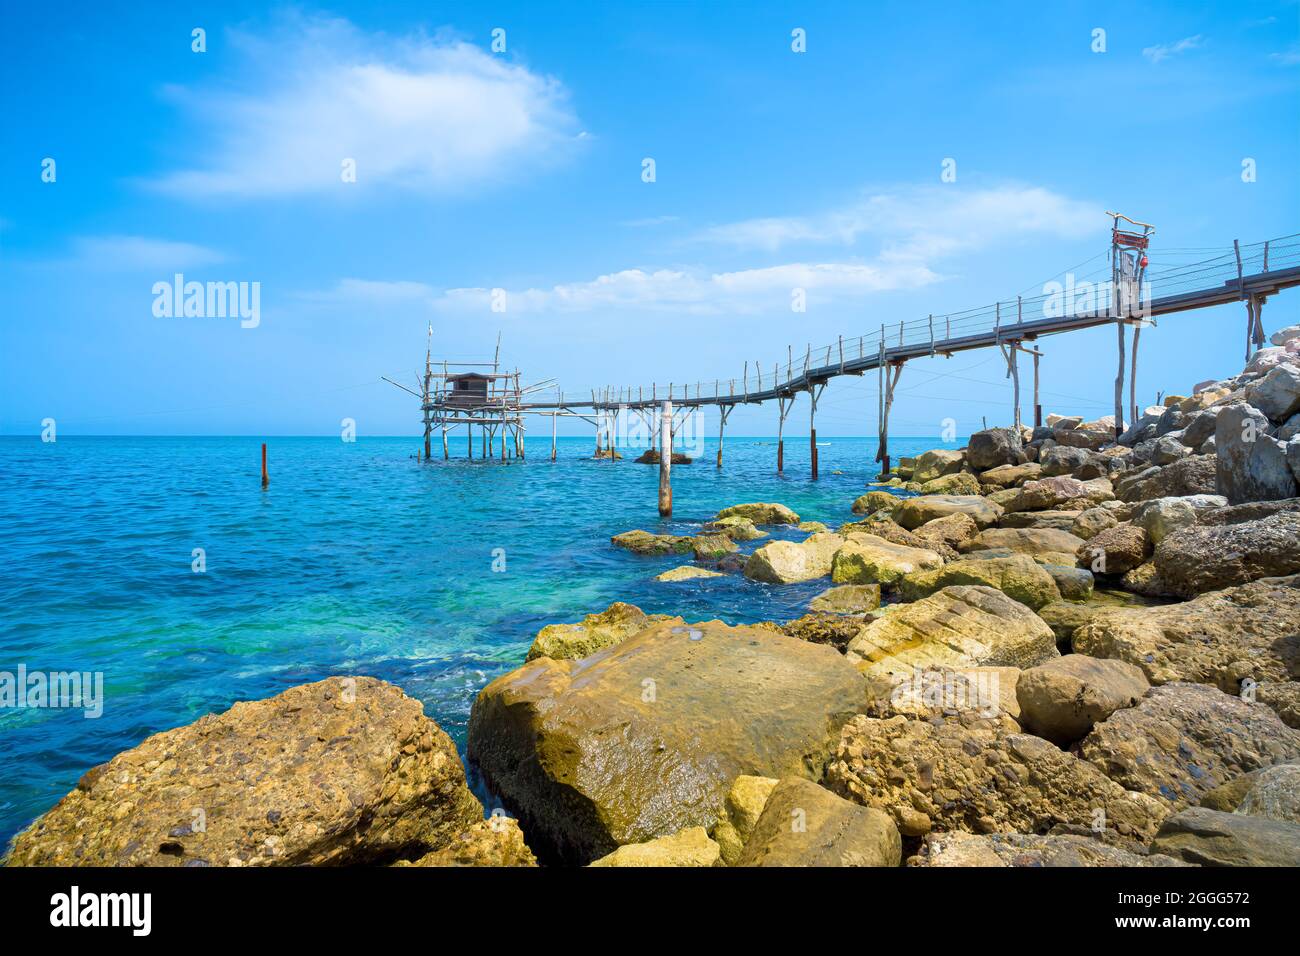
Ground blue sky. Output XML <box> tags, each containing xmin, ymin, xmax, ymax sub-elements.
<box><xmin>2</xmin><ymin>0</ymin><xmax>1298</xmax><ymax>437</ymax></box>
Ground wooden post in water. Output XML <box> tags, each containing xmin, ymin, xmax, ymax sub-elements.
<box><xmin>551</xmin><ymin>414</ymin><xmax>557</xmax><ymax>461</ymax></box>
<box><xmin>261</xmin><ymin>443</ymin><xmax>268</xmax><ymax>488</ymax></box>
<box><xmin>1033</xmin><ymin>348</ymin><xmax>1042</xmax><ymax>427</ymax></box>
<box><xmin>776</xmin><ymin>396</ymin><xmax>791</xmax><ymax>473</ymax></box>
<box><xmin>442</xmin><ymin>428</ymin><xmax>449</xmax><ymax>460</ymax></box>
<box><xmin>716</xmin><ymin>405</ymin><xmax>732</xmax><ymax>468</ymax></box>
<box><xmin>658</xmin><ymin>400</ymin><xmax>672</xmax><ymax>517</ymax></box>
<box><xmin>809</xmin><ymin>385</ymin><xmax>820</xmax><ymax>479</ymax></box>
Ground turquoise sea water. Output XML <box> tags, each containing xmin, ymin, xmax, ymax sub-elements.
<box><xmin>0</xmin><ymin>433</ymin><xmax>956</xmax><ymax>846</ymax></box>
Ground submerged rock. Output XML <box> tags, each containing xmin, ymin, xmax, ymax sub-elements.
<box><xmin>691</xmin><ymin>533</ymin><xmax>738</xmax><ymax>559</ymax></box>
<box><xmin>5</xmin><ymin>677</ymin><xmax>483</xmax><ymax>867</ymax></box>
<box><xmin>702</xmin><ymin>516</ymin><xmax>767</xmax><ymax>541</ymax></box>
<box><xmin>655</xmin><ymin>565</ymin><xmax>725</xmax><ymax>582</ymax></box>
<box><xmin>735</xmin><ymin>777</ymin><xmax>901</xmax><ymax>867</ymax></box>
<box><xmin>611</xmin><ymin>529</ymin><xmax>694</xmax><ymax>555</ymax></box>
<box><xmin>716</xmin><ymin>502</ymin><xmax>800</xmax><ymax>525</ymax></box>
<box><xmin>466</xmin><ymin>619</ymin><xmax>867</xmax><ymax>864</ymax></box>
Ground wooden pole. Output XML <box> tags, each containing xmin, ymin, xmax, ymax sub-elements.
<box><xmin>1033</xmin><ymin>350</ymin><xmax>1042</xmax><ymax>427</ymax></box>
<box><xmin>777</xmin><ymin>397</ymin><xmax>789</xmax><ymax>473</ymax></box>
<box><xmin>717</xmin><ymin>405</ymin><xmax>730</xmax><ymax>468</ymax></box>
<box><xmin>809</xmin><ymin>385</ymin><xmax>819</xmax><ymax>479</ymax></box>
<box><xmin>1010</xmin><ymin>341</ymin><xmax>1021</xmax><ymax>430</ymax></box>
<box><xmin>551</xmin><ymin>414</ymin><xmax>557</xmax><ymax>461</ymax></box>
<box><xmin>658</xmin><ymin>400</ymin><xmax>672</xmax><ymax>517</ymax></box>
<box><xmin>1129</xmin><ymin>324</ymin><xmax>1141</xmax><ymax>425</ymax></box>
<box><xmin>261</xmin><ymin>443</ymin><xmax>268</xmax><ymax>488</ymax></box>
<box><xmin>1113</xmin><ymin>320</ymin><xmax>1127</xmax><ymax>438</ymax></box>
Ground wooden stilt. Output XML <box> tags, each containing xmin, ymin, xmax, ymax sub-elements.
<box><xmin>876</xmin><ymin>361</ymin><xmax>903</xmax><ymax>477</ymax></box>
<box><xmin>1114</xmin><ymin>320</ymin><xmax>1127</xmax><ymax>438</ymax></box>
<box><xmin>809</xmin><ymin>384</ymin><xmax>823</xmax><ymax>479</ymax></box>
<box><xmin>1129</xmin><ymin>323</ymin><xmax>1141</xmax><ymax>425</ymax></box>
<box><xmin>442</xmin><ymin>428</ymin><xmax>449</xmax><ymax>460</ymax></box>
<box><xmin>776</xmin><ymin>396</ymin><xmax>792</xmax><ymax>473</ymax></box>
<box><xmin>551</xmin><ymin>414</ymin><xmax>557</xmax><ymax>461</ymax></box>
<box><xmin>1032</xmin><ymin>349</ymin><xmax>1042</xmax><ymax>427</ymax></box>
<box><xmin>658</xmin><ymin>400</ymin><xmax>672</xmax><ymax>517</ymax></box>
<box><xmin>261</xmin><ymin>443</ymin><xmax>268</xmax><ymax>488</ymax></box>
<box><xmin>717</xmin><ymin>405</ymin><xmax>732</xmax><ymax>468</ymax></box>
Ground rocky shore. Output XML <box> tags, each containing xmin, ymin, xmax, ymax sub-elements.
<box><xmin>7</xmin><ymin>325</ymin><xmax>1300</xmax><ymax>867</ymax></box>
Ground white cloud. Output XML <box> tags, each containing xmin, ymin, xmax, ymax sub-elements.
<box><xmin>1142</xmin><ymin>35</ymin><xmax>1204</xmax><ymax>64</ymax></box>
<box><xmin>153</xmin><ymin>14</ymin><xmax>578</xmax><ymax>198</ymax></box>
<box><xmin>692</xmin><ymin>185</ymin><xmax>1099</xmax><ymax>257</ymax></box>
<box><xmin>71</xmin><ymin>235</ymin><xmax>227</xmax><ymax>270</ymax></box>
<box><xmin>1270</xmin><ymin>47</ymin><xmax>1300</xmax><ymax>66</ymax></box>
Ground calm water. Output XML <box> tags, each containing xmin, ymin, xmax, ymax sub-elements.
<box><xmin>0</xmin><ymin>433</ymin><xmax>955</xmax><ymax>846</ymax></box>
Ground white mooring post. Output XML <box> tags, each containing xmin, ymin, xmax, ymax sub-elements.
<box><xmin>658</xmin><ymin>400</ymin><xmax>672</xmax><ymax>517</ymax></box>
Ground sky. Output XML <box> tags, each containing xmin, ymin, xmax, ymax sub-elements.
<box><xmin>1</xmin><ymin>0</ymin><xmax>1298</xmax><ymax>438</ymax></box>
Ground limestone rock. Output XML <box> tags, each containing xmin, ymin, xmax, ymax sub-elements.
<box><xmin>895</xmin><ymin>494</ymin><xmax>1003</xmax><ymax>530</ymax></box>
<box><xmin>589</xmin><ymin>827</ymin><xmax>720</xmax><ymax>867</ymax></box>
<box><xmin>1150</xmin><ymin>807</ymin><xmax>1300</xmax><ymax>867</ymax></box>
<box><xmin>1016</xmin><ymin>655</ymin><xmax>1149</xmax><ymax>745</ymax></box>
<box><xmin>967</xmin><ymin>427</ymin><xmax>1025</xmax><ymax>471</ymax></box>
<box><xmin>1214</xmin><ymin>404</ymin><xmax>1298</xmax><ymax>503</ymax></box>
<box><xmin>1117</xmin><ymin>455</ymin><xmax>1217</xmax><ymax>502</ymax></box>
<box><xmin>702</xmin><ymin>516</ymin><xmax>767</xmax><ymax>541</ymax></box>
<box><xmin>1234</xmin><ymin>763</ymin><xmax>1300</xmax><ymax>823</ymax></box>
<box><xmin>466</xmin><ymin>619</ymin><xmax>867</xmax><ymax>864</ymax></box>
<box><xmin>979</xmin><ymin>462</ymin><xmax>1042</xmax><ymax>487</ymax></box>
<box><xmin>1072</xmin><ymin>575</ymin><xmax>1300</xmax><ymax>697</ymax></box>
<box><xmin>1152</xmin><ymin>512</ymin><xmax>1300</xmax><ymax>596</ymax></box>
<box><xmin>911</xmin><ymin>448</ymin><xmax>965</xmax><ymax>484</ymax></box>
<box><xmin>1070</xmin><ymin>507</ymin><xmax>1119</xmax><ymax>540</ymax></box>
<box><xmin>691</xmin><ymin>533</ymin><xmax>738</xmax><ymax>559</ymax></box>
<box><xmin>1244</xmin><ymin>363</ymin><xmax>1300</xmax><ymax>422</ymax></box>
<box><xmin>1043</xmin><ymin>564</ymin><xmax>1094</xmax><ymax>600</ymax></box>
<box><xmin>1076</xmin><ymin>523</ymin><xmax>1151</xmax><ymax>577</ymax></box>
<box><xmin>862</xmin><ymin>664</ymin><xmax>1021</xmax><ymax>721</ymax></box>
<box><xmin>826</xmin><ymin>713</ymin><xmax>1165</xmax><ymax>841</ymax></box>
<box><xmin>400</xmin><ymin>818</ymin><xmax>537</xmax><ymax>867</ymax></box>
<box><xmin>716</xmin><ymin>502</ymin><xmax>800</xmax><ymax>525</ymax></box>
<box><xmin>845</xmin><ymin>584</ymin><xmax>1058</xmax><ymax>678</ymax></box>
<box><xmin>1078</xmin><ymin>682</ymin><xmax>1300</xmax><ymax>813</ymax></box>
<box><xmin>809</xmin><ymin>584</ymin><xmax>881</xmax><ymax>614</ymax></box>
<box><xmin>5</xmin><ymin>677</ymin><xmax>483</xmax><ymax>867</ymax></box>
<box><xmin>527</xmin><ymin>602</ymin><xmax>676</xmax><ymax>661</ymax></box>
<box><xmin>655</xmin><ymin>565</ymin><xmax>725</xmax><ymax>582</ymax></box>
<box><xmin>910</xmin><ymin>831</ymin><xmax>1189</xmax><ymax>867</ymax></box>
<box><xmin>797</xmin><ymin>521</ymin><xmax>828</xmax><ymax>533</ymax></box>
<box><xmin>711</xmin><ymin>775</ymin><xmax>779</xmax><ymax>865</ymax></box>
<box><xmin>780</xmin><ymin>612</ymin><xmax>871</xmax><ymax>653</ymax></box>
<box><xmin>744</xmin><ymin>532</ymin><xmax>845</xmax><ymax>584</ymax></box>
<box><xmin>611</xmin><ymin>530</ymin><xmax>694</xmax><ymax>555</ymax></box>
<box><xmin>918</xmin><ymin>471</ymin><xmax>982</xmax><ymax>496</ymax></box>
<box><xmin>1130</xmin><ymin>494</ymin><xmax>1226</xmax><ymax>544</ymax></box>
<box><xmin>963</xmin><ymin>527</ymin><xmax>1086</xmax><ymax>559</ymax></box>
<box><xmin>735</xmin><ymin>777</ymin><xmax>901</xmax><ymax>867</ymax></box>
<box><xmin>851</xmin><ymin>490</ymin><xmax>902</xmax><ymax>516</ymax></box>
<box><xmin>897</xmin><ymin>554</ymin><xmax>1062</xmax><ymax>610</ymax></box>
<box><xmin>831</xmin><ymin>534</ymin><xmax>943</xmax><ymax>586</ymax></box>
<box><xmin>910</xmin><ymin>512</ymin><xmax>979</xmax><ymax>553</ymax></box>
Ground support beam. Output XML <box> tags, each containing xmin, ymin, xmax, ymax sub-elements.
<box><xmin>875</xmin><ymin>361</ymin><xmax>903</xmax><ymax>477</ymax></box>
<box><xmin>809</xmin><ymin>383</ymin><xmax>825</xmax><ymax>479</ymax></box>
<box><xmin>658</xmin><ymin>400</ymin><xmax>672</xmax><ymax>517</ymax></box>
<box><xmin>776</xmin><ymin>396</ymin><xmax>792</xmax><ymax>473</ymax></box>
<box><xmin>1113</xmin><ymin>320</ymin><xmax>1127</xmax><ymax>438</ymax></box>
<box><xmin>716</xmin><ymin>405</ymin><xmax>733</xmax><ymax>468</ymax></box>
<box><xmin>1129</xmin><ymin>323</ymin><xmax>1142</xmax><ymax>425</ymax></box>
<box><xmin>551</xmin><ymin>414</ymin><xmax>557</xmax><ymax>461</ymax></box>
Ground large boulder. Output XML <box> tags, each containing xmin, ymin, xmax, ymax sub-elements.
<box><xmin>1005</xmin><ymin>476</ymin><xmax>1112</xmax><ymax>513</ymax></box>
<box><xmin>1076</xmin><ymin>523</ymin><xmax>1151</xmax><ymax>577</ymax></box>
<box><xmin>809</xmin><ymin>584</ymin><xmax>881</xmax><ymax>614</ymax></box>
<box><xmin>845</xmin><ymin>585</ymin><xmax>1058</xmax><ymax>679</ymax></box>
<box><xmin>895</xmin><ymin>494</ymin><xmax>1003</xmax><ymax>530</ymax></box>
<box><xmin>1016</xmin><ymin>655</ymin><xmax>1149</xmax><ymax>745</ymax></box>
<box><xmin>826</xmin><ymin>713</ymin><xmax>1165</xmax><ymax>841</ymax></box>
<box><xmin>850</xmin><ymin>490</ymin><xmax>901</xmax><ymax>516</ymax></box>
<box><xmin>1150</xmin><ymin>807</ymin><xmax>1300</xmax><ymax>867</ymax></box>
<box><xmin>655</xmin><ymin>565</ymin><xmax>725</xmax><ymax>582</ymax></box>
<box><xmin>1214</xmin><ymin>404</ymin><xmax>1297</xmax><ymax>503</ymax></box>
<box><xmin>1244</xmin><ymin>363</ymin><xmax>1300</xmax><ymax>422</ymax></box>
<box><xmin>702</xmin><ymin>516</ymin><xmax>767</xmax><ymax>541</ymax></box>
<box><xmin>1039</xmin><ymin>445</ymin><xmax>1096</xmax><ymax>477</ymax></box>
<box><xmin>1072</xmin><ymin>575</ymin><xmax>1300</xmax><ymax>702</ymax></box>
<box><xmin>862</xmin><ymin>665</ymin><xmax>1022</xmax><ymax>722</ymax></box>
<box><xmin>735</xmin><ymin>777</ymin><xmax>901</xmax><ymax>867</ymax></box>
<box><xmin>466</xmin><ymin>619</ymin><xmax>867</xmax><ymax>864</ymax></box>
<box><xmin>744</xmin><ymin>532</ymin><xmax>845</xmax><ymax>584</ymax></box>
<box><xmin>779</xmin><ymin>612</ymin><xmax>871</xmax><ymax>653</ymax></box>
<box><xmin>897</xmin><ymin>554</ymin><xmax>1062</xmax><ymax>610</ymax></box>
<box><xmin>1070</xmin><ymin>506</ymin><xmax>1119</xmax><ymax>540</ymax></box>
<box><xmin>917</xmin><ymin>471</ymin><xmax>982</xmax><ymax>496</ymax></box>
<box><xmin>1117</xmin><ymin>455</ymin><xmax>1217</xmax><ymax>502</ymax></box>
<box><xmin>910</xmin><ymin>831</ymin><xmax>1189</xmax><ymax>867</ymax></box>
<box><xmin>716</xmin><ymin>502</ymin><xmax>800</xmax><ymax>525</ymax></box>
<box><xmin>5</xmin><ymin>677</ymin><xmax>483</xmax><ymax>867</ymax></box>
<box><xmin>967</xmin><ymin>427</ymin><xmax>1024</xmax><ymax>471</ymax></box>
<box><xmin>691</xmin><ymin>533</ymin><xmax>737</xmax><ymax>560</ymax></box>
<box><xmin>962</xmin><ymin>527</ymin><xmax>1086</xmax><ymax>561</ymax></box>
<box><xmin>1130</xmin><ymin>494</ymin><xmax>1227</xmax><ymax>544</ymax></box>
<box><xmin>910</xmin><ymin>448</ymin><xmax>965</xmax><ymax>484</ymax></box>
<box><xmin>830</xmin><ymin>534</ymin><xmax>943</xmax><ymax>586</ymax></box>
<box><xmin>1152</xmin><ymin>512</ymin><xmax>1300</xmax><ymax>596</ymax></box>
<box><xmin>589</xmin><ymin>827</ymin><xmax>720</xmax><ymax>867</ymax></box>
<box><xmin>1078</xmin><ymin>683</ymin><xmax>1300</xmax><ymax>813</ymax></box>
<box><xmin>978</xmin><ymin>462</ymin><xmax>1041</xmax><ymax>488</ymax></box>
<box><xmin>527</xmin><ymin>602</ymin><xmax>676</xmax><ymax>661</ymax></box>
<box><xmin>910</xmin><ymin>512</ymin><xmax>979</xmax><ymax>553</ymax></box>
